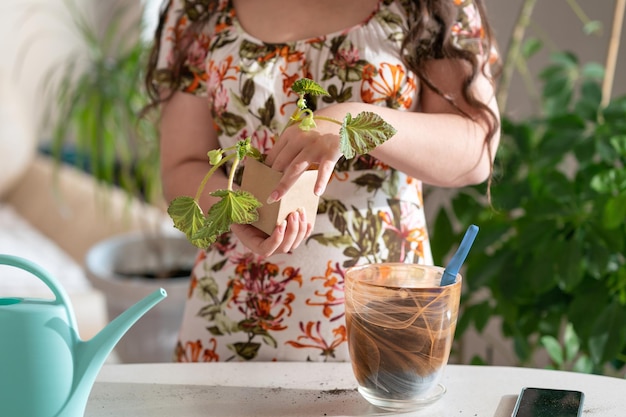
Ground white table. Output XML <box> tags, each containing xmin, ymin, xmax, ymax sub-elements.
<box><xmin>87</xmin><ymin>362</ymin><xmax>625</xmax><ymax>416</ymax></box>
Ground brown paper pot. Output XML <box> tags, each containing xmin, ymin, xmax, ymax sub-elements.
<box><xmin>240</xmin><ymin>158</ymin><xmax>320</xmax><ymax>235</ymax></box>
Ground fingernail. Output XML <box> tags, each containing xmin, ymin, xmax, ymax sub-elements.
<box><xmin>298</xmin><ymin>208</ymin><xmax>305</xmax><ymax>220</ymax></box>
<box><xmin>267</xmin><ymin>191</ymin><xmax>279</xmax><ymax>204</ymax></box>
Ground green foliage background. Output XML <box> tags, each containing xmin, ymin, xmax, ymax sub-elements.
<box><xmin>431</xmin><ymin>50</ymin><xmax>626</xmax><ymax>374</ymax></box>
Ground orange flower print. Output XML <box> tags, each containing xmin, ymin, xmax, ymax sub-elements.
<box><xmin>175</xmin><ymin>339</ymin><xmax>220</xmax><ymax>362</ymax></box>
<box><xmin>229</xmin><ymin>255</ymin><xmax>302</xmax><ymax>332</ymax></box>
<box><xmin>307</xmin><ymin>261</ymin><xmax>345</xmax><ymax>321</ymax></box>
<box><xmin>361</xmin><ymin>62</ymin><xmax>416</xmax><ymax>109</ymax></box>
<box><xmin>285</xmin><ymin>321</ymin><xmax>347</xmax><ymax>359</ymax></box>
<box><xmin>256</xmin><ymin>44</ymin><xmax>304</xmax><ymax>65</ymax></box>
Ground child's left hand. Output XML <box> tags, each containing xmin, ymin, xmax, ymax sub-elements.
<box><xmin>264</xmin><ymin>121</ymin><xmax>342</xmax><ymax>204</ymax></box>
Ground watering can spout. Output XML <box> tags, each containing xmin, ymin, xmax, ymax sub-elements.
<box><xmin>69</xmin><ymin>288</ymin><xmax>167</xmax><ymax>413</ymax></box>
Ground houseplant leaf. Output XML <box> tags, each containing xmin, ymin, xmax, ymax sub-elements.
<box><xmin>198</xmin><ymin>190</ymin><xmax>262</xmax><ymax>241</ymax></box>
<box><xmin>340</xmin><ymin>112</ymin><xmax>397</xmax><ymax>159</ymax></box>
<box><xmin>291</xmin><ymin>78</ymin><xmax>329</xmax><ymax>96</ymax></box>
<box><xmin>167</xmin><ymin>196</ymin><xmax>212</xmax><ymax>249</ymax></box>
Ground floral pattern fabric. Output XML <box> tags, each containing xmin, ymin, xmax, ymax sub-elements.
<box><xmin>156</xmin><ymin>0</ymin><xmax>487</xmax><ymax>362</ymax></box>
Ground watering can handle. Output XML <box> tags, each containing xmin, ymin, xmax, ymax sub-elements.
<box><xmin>0</xmin><ymin>254</ymin><xmax>77</xmax><ymax>326</ymax></box>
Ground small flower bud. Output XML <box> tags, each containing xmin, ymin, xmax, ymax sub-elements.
<box><xmin>207</xmin><ymin>149</ymin><xmax>223</xmax><ymax>165</ymax></box>
<box><xmin>299</xmin><ymin>116</ymin><xmax>317</xmax><ymax>131</ymax></box>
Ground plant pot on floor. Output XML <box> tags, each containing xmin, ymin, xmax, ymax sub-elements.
<box><xmin>85</xmin><ymin>231</ymin><xmax>197</xmax><ymax>363</ymax></box>
<box><xmin>240</xmin><ymin>157</ymin><xmax>320</xmax><ymax>235</ymax></box>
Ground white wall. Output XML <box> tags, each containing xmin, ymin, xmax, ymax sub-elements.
<box><xmin>0</xmin><ymin>0</ymin><xmax>143</xmax><ymax>142</ymax></box>
<box><xmin>0</xmin><ymin>0</ymin><xmax>80</xmax><ymax>137</ymax></box>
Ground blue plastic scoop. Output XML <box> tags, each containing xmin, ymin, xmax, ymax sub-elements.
<box><xmin>440</xmin><ymin>224</ymin><xmax>479</xmax><ymax>286</ymax></box>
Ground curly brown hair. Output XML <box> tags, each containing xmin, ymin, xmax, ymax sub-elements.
<box><xmin>143</xmin><ymin>0</ymin><xmax>500</xmax><ymax>185</ymax></box>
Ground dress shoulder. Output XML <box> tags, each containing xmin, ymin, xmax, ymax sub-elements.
<box><xmin>154</xmin><ymin>0</ymin><xmax>227</xmax><ymax>96</ymax></box>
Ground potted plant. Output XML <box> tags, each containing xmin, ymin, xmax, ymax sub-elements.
<box><xmin>167</xmin><ymin>78</ymin><xmax>397</xmax><ymax>248</ymax></box>
<box><xmin>430</xmin><ymin>0</ymin><xmax>626</xmax><ymax>375</ymax></box>
<box><xmin>40</xmin><ymin>0</ymin><xmax>197</xmax><ymax>362</ymax></box>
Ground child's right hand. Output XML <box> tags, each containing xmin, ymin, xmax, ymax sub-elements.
<box><xmin>230</xmin><ymin>208</ymin><xmax>311</xmax><ymax>257</ymax></box>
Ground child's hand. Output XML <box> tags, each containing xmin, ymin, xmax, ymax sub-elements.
<box><xmin>231</xmin><ymin>208</ymin><xmax>311</xmax><ymax>257</ymax></box>
<box><xmin>264</xmin><ymin>122</ymin><xmax>342</xmax><ymax>204</ymax></box>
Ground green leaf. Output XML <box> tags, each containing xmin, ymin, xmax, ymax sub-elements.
<box><xmin>550</xmin><ymin>51</ymin><xmax>579</xmax><ymax>68</ymax></box>
<box><xmin>588</xmin><ymin>302</ymin><xmax>626</xmax><ymax>365</ymax></box>
<box><xmin>563</xmin><ymin>323</ymin><xmax>580</xmax><ymax>363</ymax></box>
<box><xmin>197</xmin><ymin>276</ymin><xmax>220</xmax><ymax>300</ymax></box>
<box><xmin>541</xmin><ymin>335</ymin><xmax>564</xmax><ymax>365</ymax></box>
<box><xmin>261</xmin><ymin>333</ymin><xmax>278</xmax><ymax>348</ymax></box>
<box><xmin>430</xmin><ymin>208</ymin><xmax>455</xmax><ymax>266</ymax></box>
<box><xmin>167</xmin><ymin>196</ymin><xmax>212</xmax><ymax>249</ymax></box>
<box><xmin>572</xmin><ymin>355</ymin><xmax>594</xmax><ymax>374</ymax></box>
<box><xmin>521</xmin><ymin>37</ymin><xmax>543</xmax><ymax>59</ymax></box>
<box><xmin>603</xmin><ymin>193</ymin><xmax>626</xmax><ymax>229</ymax></box>
<box><xmin>195</xmin><ymin>190</ymin><xmax>262</xmax><ymax>245</ymax></box>
<box><xmin>308</xmin><ymin>233</ymin><xmax>353</xmax><ymax>247</ymax></box>
<box><xmin>215</xmin><ymin>111</ymin><xmax>247</xmax><ymax>136</ymax></box>
<box><xmin>513</xmin><ymin>333</ymin><xmax>533</xmax><ymax>364</ymax></box>
<box><xmin>581</xmin><ymin>62</ymin><xmax>605</xmax><ymax>80</ymax></box>
<box><xmin>352</xmin><ymin>173</ymin><xmax>385</xmax><ymax>192</ymax></box>
<box><xmin>207</xmin><ymin>325</ymin><xmax>224</xmax><ymax>336</ymax></box>
<box><xmin>469</xmin><ymin>301</ymin><xmax>492</xmax><ymax>332</ymax></box>
<box><xmin>555</xmin><ymin>236</ymin><xmax>584</xmax><ymax>292</ymax></box>
<box><xmin>228</xmin><ymin>342</ymin><xmax>261</xmax><ymax>360</ymax></box>
<box><xmin>339</xmin><ymin>112</ymin><xmax>397</xmax><ymax>159</ymax></box>
<box><xmin>217</xmin><ymin>312</ymin><xmax>244</xmax><ymax>335</ymax></box>
<box><xmin>591</xmin><ymin>169</ymin><xmax>626</xmax><ymax>194</ymax></box>
<box><xmin>469</xmin><ymin>355</ymin><xmax>488</xmax><ymax>366</ymax></box>
<box><xmin>610</xmin><ymin>135</ymin><xmax>626</xmax><ymax>156</ymax></box>
<box><xmin>583</xmin><ymin>20</ymin><xmax>603</xmax><ymax>36</ymax></box>
<box><xmin>291</xmin><ymin>78</ymin><xmax>329</xmax><ymax>96</ymax></box>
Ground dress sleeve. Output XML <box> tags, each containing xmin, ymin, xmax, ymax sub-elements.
<box><xmin>450</xmin><ymin>0</ymin><xmax>497</xmax><ymax>62</ymax></box>
<box><xmin>154</xmin><ymin>0</ymin><xmax>213</xmax><ymax>96</ymax></box>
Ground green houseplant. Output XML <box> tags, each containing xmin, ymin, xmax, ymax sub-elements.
<box><xmin>430</xmin><ymin>0</ymin><xmax>626</xmax><ymax>374</ymax></box>
<box><xmin>167</xmin><ymin>78</ymin><xmax>397</xmax><ymax>249</ymax></box>
<box><xmin>39</xmin><ymin>0</ymin><xmax>197</xmax><ymax>363</ymax></box>
<box><xmin>42</xmin><ymin>0</ymin><xmax>160</xmax><ymax>205</ymax></box>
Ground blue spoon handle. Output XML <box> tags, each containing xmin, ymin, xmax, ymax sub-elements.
<box><xmin>441</xmin><ymin>224</ymin><xmax>479</xmax><ymax>286</ymax></box>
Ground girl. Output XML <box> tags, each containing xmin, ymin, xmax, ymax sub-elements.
<box><xmin>145</xmin><ymin>0</ymin><xmax>500</xmax><ymax>362</ymax></box>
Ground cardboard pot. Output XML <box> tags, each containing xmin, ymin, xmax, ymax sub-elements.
<box><xmin>240</xmin><ymin>158</ymin><xmax>320</xmax><ymax>235</ymax></box>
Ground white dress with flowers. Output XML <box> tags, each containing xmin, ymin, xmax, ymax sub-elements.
<box><xmin>156</xmin><ymin>0</ymin><xmax>488</xmax><ymax>362</ymax></box>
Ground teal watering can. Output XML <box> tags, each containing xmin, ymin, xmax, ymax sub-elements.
<box><xmin>0</xmin><ymin>254</ymin><xmax>167</xmax><ymax>417</ymax></box>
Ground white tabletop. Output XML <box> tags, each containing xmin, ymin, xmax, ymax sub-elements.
<box><xmin>87</xmin><ymin>362</ymin><xmax>625</xmax><ymax>416</ymax></box>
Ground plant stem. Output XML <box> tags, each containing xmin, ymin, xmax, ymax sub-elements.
<box><xmin>497</xmin><ymin>0</ymin><xmax>538</xmax><ymax>114</ymax></box>
<box><xmin>565</xmin><ymin>0</ymin><xmax>596</xmax><ymax>29</ymax></box>
<box><xmin>194</xmin><ymin>153</ymin><xmax>236</xmax><ymax>201</ymax></box>
<box><xmin>601</xmin><ymin>0</ymin><xmax>626</xmax><ymax>108</ymax></box>
<box><xmin>313</xmin><ymin>115</ymin><xmax>343</xmax><ymax>126</ymax></box>
<box><xmin>227</xmin><ymin>155</ymin><xmax>241</xmax><ymax>191</ymax></box>
<box><xmin>279</xmin><ymin>113</ymin><xmax>342</xmax><ymax>136</ymax></box>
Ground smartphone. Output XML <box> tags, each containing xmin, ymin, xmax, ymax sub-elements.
<box><xmin>511</xmin><ymin>387</ymin><xmax>584</xmax><ymax>417</ymax></box>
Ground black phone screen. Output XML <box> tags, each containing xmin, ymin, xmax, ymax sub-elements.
<box><xmin>512</xmin><ymin>387</ymin><xmax>584</xmax><ymax>417</ymax></box>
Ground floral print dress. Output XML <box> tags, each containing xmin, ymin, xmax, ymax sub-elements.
<box><xmin>156</xmin><ymin>0</ymin><xmax>488</xmax><ymax>362</ymax></box>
